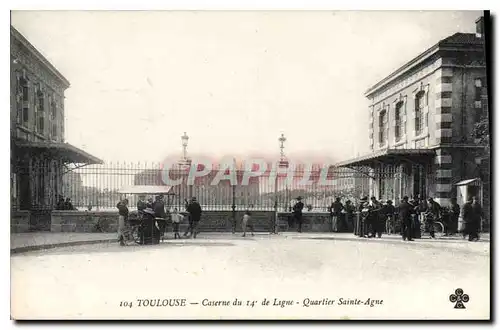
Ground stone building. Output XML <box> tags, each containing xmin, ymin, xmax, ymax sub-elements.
<box><xmin>10</xmin><ymin>26</ymin><xmax>101</xmax><ymax>229</ymax></box>
<box><xmin>337</xmin><ymin>17</ymin><xmax>489</xmax><ymax>216</ymax></box>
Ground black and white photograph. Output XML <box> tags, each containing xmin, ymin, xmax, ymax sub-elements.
<box><xmin>8</xmin><ymin>9</ymin><xmax>491</xmax><ymax>320</ymax></box>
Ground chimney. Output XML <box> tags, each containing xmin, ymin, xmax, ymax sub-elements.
<box><xmin>475</xmin><ymin>16</ymin><xmax>484</xmax><ymax>38</ymax></box>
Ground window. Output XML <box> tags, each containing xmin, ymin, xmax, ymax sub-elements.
<box><xmin>378</xmin><ymin>109</ymin><xmax>388</xmax><ymax>146</ymax></box>
<box><xmin>35</xmin><ymin>86</ymin><xmax>45</xmax><ymax>134</ymax></box>
<box><xmin>415</xmin><ymin>91</ymin><xmax>425</xmax><ymax>135</ymax></box>
<box><xmin>17</xmin><ymin>76</ymin><xmax>29</xmax><ymax>124</ymax></box>
<box><xmin>395</xmin><ymin>101</ymin><xmax>403</xmax><ymax>142</ymax></box>
<box><xmin>52</xmin><ymin>124</ymin><xmax>57</xmax><ymax>139</ymax></box>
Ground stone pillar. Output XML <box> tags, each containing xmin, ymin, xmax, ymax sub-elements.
<box><xmin>434</xmin><ymin>148</ymin><xmax>453</xmax><ymax>207</ymax></box>
<box><xmin>435</xmin><ymin>67</ymin><xmax>454</xmax><ymax>145</ymax></box>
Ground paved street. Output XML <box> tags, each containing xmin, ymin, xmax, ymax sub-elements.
<box><xmin>11</xmin><ymin>233</ymin><xmax>490</xmax><ymax>320</ymax></box>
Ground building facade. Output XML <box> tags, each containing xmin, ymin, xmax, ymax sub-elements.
<box><xmin>337</xmin><ymin>17</ymin><xmax>489</xmax><ymax>216</ymax></box>
<box><xmin>10</xmin><ymin>26</ymin><xmax>101</xmax><ymax>225</ymax></box>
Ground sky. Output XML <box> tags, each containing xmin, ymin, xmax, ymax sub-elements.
<box><xmin>11</xmin><ymin>10</ymin><xmax>482</xmax><ymax>164</ymax></box>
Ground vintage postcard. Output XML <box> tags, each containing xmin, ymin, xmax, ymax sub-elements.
<box><xmin>9</xmin><ymin>10</ymin><xmax>491</xmax><ymax>320</ymax></box>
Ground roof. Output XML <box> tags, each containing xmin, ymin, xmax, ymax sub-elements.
<box><xmin>365</xmin><ymin>32</ymin><xmax>485</xmax><ymax>97</ymax></box>
<box><xmin>10</xmin><ymin>26</ymin><xmax>70</xmax><ymax>88</ymax></box>
<box><xmin>335</xmin><ymin>149</ymin><xmax>435</xmax><ymax>167</ymax></box>
<box><xmin>454</xmin><ymin>178</ymin><xmax>481</xmax><ymax>186</ymax></box>
<box><xmin>13</xmin><ymin>140</ymin><xmax>103</xmax><ymax>165</ymax></box>
<box><xmin>118</xmin><ymin>185</ymin><xmax>175</xmax><ymax>195</ymax></box>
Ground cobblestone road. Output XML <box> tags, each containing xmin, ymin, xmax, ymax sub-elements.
<box><xmin>11</xmin><ymin>233</ymin><xmax>490</xmax><ymax>320</ymax></box>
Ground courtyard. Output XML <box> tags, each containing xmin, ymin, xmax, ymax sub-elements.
<box><xmin>10</xmin><ymin>233</ymin><xmax>490</xmax><ymax>320</ymax></box>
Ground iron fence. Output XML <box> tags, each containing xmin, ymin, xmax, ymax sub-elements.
<box><xmin>11</xmin><ymin>162</ymin><xmax>406</xmax><ymax>212</ymax></box>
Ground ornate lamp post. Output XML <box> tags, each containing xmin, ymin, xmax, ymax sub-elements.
<box><xmin>179</xmin><ymin>132</ymin><xmax>192</xmax><ymax>204</ymax></box>
<box><xmin>273</xmin><ymin>133</ymin><xmax>289</xmax><ymax>233</ymax></box>
<box><xmin>181</xmin><ymin>132</ymin><xmax>189</xmax><ymax>163</ymax></box>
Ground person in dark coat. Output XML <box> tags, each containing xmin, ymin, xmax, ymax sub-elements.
<box><xmin>153</xmin><ymin>195</ymin><xmax>167</xmax><ymax>239</ymax></box>
<box><xmin>344</xmin><ymin>200</ymin><xmax>355</xmax><ymax>232</ymax></box>
<box><xmin>329</xmin><ymin>197</ymin><xmax>344</xmax><ymax>232</ymax></box>
<box><xmin>469</xmin><ymin>196</ymin><xmax>483</xmax><ymax>241</ymax></box>
<box><xmin>462</xmin><ymin>197</ymin><xmax>473</xmax><ymax>240</ymax></box>
<box><xmin>369</xmin><ymin>197</ymin><xmax>383</xmax><ymax>238</ymax></box>
<box><xmin>399</xmin><ymin>196</ymin><xmax>414</xmax><ymax>241</ymax></box>
<box><xmin>426</xmin><ymin>198</ymin><xmax>441</xmax><ymax>238</ymax></box>
<box><xmin>116</xmin><ymin>199</ymin><xmax>129</xmax><ymax>246</ymax></box>
<box><xmin>137</xmin><ymin>195</ymin><xmax>147</xmax><ymax>215</ymax></box>
<box><xmin>140</xmin><ymin>208</ymin><xmax>161</xmax><ymax>245</ymax></box>
<box><xmin>186</xmin><ymin>197</ymin><xmax>203</xmax><ymax>238</ymax></box>
<box><xmin>447</xmin><ymin>197</ymin><xmax>460</xmax><ymax>236</ymax></box>
<box><xmin>293</xmin><ymin>196</ymin><xmax>305</xmax><ymax>233</ymax></box>
<box><xmin>357</xmin><ymin>196</ymin><xmax>369</xmax><ymax>237</ymax></box>
<box><xmin>382</xmin><ymin>200</ymin><xmax>396</xmax><ymax>234</ymax></box>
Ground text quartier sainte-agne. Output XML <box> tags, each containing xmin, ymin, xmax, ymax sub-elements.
<box><xmin>161</xmin><ymin>159</ymin><xmax>340</xmax><ymax>187</ymax></box>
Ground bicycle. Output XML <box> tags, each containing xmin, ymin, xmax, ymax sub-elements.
<box><xmin>121</xmin><ymin>222</ymin><xmax>142</xmax><ymax>245</ymax></box>
<box><xmin>420</xmin><ymin>213</ymin><xmax>445</xmax><ymax>239</ymax></box>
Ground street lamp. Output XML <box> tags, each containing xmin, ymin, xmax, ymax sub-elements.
<box><xmin>181</xmin><ymin>132</ymin><xmax>189</xmax><ymax>162</ymax></box>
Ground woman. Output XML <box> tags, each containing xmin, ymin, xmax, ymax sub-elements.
<box><xmin>140</xmin><ymin>208</ymin><xmax>161</xmax><ymax>245</ymax></box>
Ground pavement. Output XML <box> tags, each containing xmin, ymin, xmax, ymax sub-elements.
<box><xmin>10</xmin><ymin>230</ymin><xmax>490</xmax><ymax>320</ymax></box>
<box><xmin>10</xmin><ymin>232</ymin><xmax>118</xmax><ymax>254</ymax></box>
<box><xmin>10</xmin><ymin>230</ymin><xmax>490</xmax><ymax>254</ymax></box>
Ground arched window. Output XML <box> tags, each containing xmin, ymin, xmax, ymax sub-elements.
<box><xmin>378</xmin><ymin>109</ymin><xmax>388</xmax><ymax>146</ymax></box>
<box><xmin>395</xmin><ymin>101</ymin><xmax>403</xmax><ymax>142</ymax></box>
<box><xmin>415</xmin><ymin>91</ymin><xmax>425</xmax><ymax>135</ymax></box>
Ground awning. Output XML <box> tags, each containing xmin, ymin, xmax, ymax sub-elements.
<box><xmin>454</xmin><ymin>178</ymin><xmax>481</xmax><ymax>186</ymax></box>
<box><xmin>13</xmin><ymin>140</ymin><xmax>103</xmax><ymax>165</ymax></box>
<box><xmin>118</xmin><ymin>185</ymin><xmax>175</xmax><ymax>195</ymax></box>
<box><xmin>335</xmin><ymin>149</ymin><xmax>435</xmax><ymax>167</ymax></box>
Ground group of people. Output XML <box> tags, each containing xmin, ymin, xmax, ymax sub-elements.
<box><xmin>115</xmin><ymin>195</ymin><xmax>204</xmax><ymax>246</ymax></box>
<box><xmin>55</xmin><ymin>195</ymin><xmax>76</xmax><ymax>210</ymax></box>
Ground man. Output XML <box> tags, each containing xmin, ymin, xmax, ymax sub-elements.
<box><xmin>186</xmin><ymin>197</ymin><xmax>203</xmax><ymax>238</ymax></box>
<box><xmin>357</xmin><ymin>196</ymin><xmax>369</xmax><ymax>237</ymax></box>
<box><xmin>344</xmin><ymin>200</ymin><xmax>355</xmax><ymax>233</ymax></box>
<box><xmin>369</xmin><ymin>196</ymin><xmax>383</xmax><ymax>238</ymax></box>
<box><xmin>116</xmin><ymin>199</ymin><xmax>129</xmax><ymax>246</ymax></box>
<box><xmin>448</xmin><ymin>197</ymin><xmax>460</xmax><ymax>236</ymax></box>
<box><xmin>383</xmin><ymin>200</ymin><xmax>396</xmax><ymax>235</ymax></box>
<box><xmin>329</xmin><ymin>197</ymin><xmax>344</xmax><ymax>232</ymax></box>
<box><xmin>426</xmin><ymin>198</ymin><xmax>441</xmax><ymax>239</ymax></box>
<box><xmin>470</xmin><ymin>196</ymin><xmax>483</xmax><ymax>241</ymax></box>
<box><xmin>399</xmin><ymin>196</ymin><xmax>414</xmax><ymax>241</ymax></box>
<box><xmin>137</xmin><ymin>195</ymin><xmax>147</xmax><ymax>216</ymax></box>
<box><xmin>462</xmin><ymin>197</ymin><xmax>474</xmax><ymax>241</ymax></box>
<box><xmin>153</xmin><ymin>195</ymin><xmax>167</xmax><ymax>239</ymax></box>
<box><xmin>293</xmin><ymin>196</ymin><xmax>305</xmax><ymax>233</ymax></box>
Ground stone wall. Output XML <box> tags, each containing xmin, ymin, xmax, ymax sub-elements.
<box><xmin>45</xmin><ymin>210</ymin><xmax>337</xmax><ymax>233</ymax></box>
<box><xmin>51</xmin><ymin>211</ymin><xmax>118</xmax><ymax>232</ymax></box>
<box><xmin>11</xmin><ymin>210</ymin><xmax>30</xmax><ymax>233</ymax></box>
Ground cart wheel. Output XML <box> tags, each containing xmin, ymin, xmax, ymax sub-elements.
<box><xmin>132</xmin><ymin>226</ymin><xmax>141</xmax><ymax>244</ymax></box>
<box><xmin>433</xmin><ymin>222</ymin><xmax>445</xmax><ymax>238</ymax></box>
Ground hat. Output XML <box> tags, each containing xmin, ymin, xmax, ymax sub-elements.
<box><xmin>297</xmin><ymin>196</ymin><xmax>303</xmax><ymax>200</ymax></box>
<box><xmin>191</xmin><ymin>197</ymin><xmax>197</xmax><ymax>201</ymax></box>
<box><xmin>360</xmin><ymin>196</ymin><xmax>368</xmax><ymax>201</ymax></box>
<box><xmin>143</xmin><ymin>208</ymin><xmax>155</xmax><ymax>215</ymax></box>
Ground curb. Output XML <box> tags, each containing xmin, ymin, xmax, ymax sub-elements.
<box><xmin>10</xmin><ymin>238</ymin><xmax>117</xmax><ymax>254</ymax></box>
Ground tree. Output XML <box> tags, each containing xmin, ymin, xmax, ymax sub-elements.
<box><xmin>472</xmin><ymin>112</ymin><xmax>490</xmax><ymax>156</ymax></box>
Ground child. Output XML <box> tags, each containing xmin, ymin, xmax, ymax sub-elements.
<box><xmin>242</xmin><ymin>210</ymin><xmax>255</xmax><ymax>237</ymax></box>
<box><xmin>171</xmin><ymin>208</ymin><xmax>184</xmax><ymax>239</ymax></box>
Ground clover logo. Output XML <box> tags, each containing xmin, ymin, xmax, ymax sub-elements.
<box><xmin>449</xmin><ymin>288</ymin><xmax>469</xmax><ymax>309</ymax></box>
